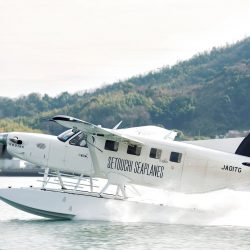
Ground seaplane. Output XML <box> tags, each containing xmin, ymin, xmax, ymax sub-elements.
<box><xmin>0</xmin><ymin>115</ymin><xmax>249</xmax><ymax>221</ymax></box>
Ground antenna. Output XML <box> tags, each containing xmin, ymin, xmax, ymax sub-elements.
<box><xmin>113</xmin><ymin>121</ymin><xmax>123</xmax><ymax>130</ymax></box>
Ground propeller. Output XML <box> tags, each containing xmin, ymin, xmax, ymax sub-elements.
<box><xmin>0</xmin><ymin>133</ymin><xmax>8</xmax><ymax>144</ymax></box>
<box><xmin>0</xmin><ymin>133</ymin><xmax>11</xmax><ymax>159</ymax></box>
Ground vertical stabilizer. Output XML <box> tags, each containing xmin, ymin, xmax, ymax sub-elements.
<box><xmin>235</xmin><ymin>133</ymin><xmax>250</xmax><ymax>157</ymax></box>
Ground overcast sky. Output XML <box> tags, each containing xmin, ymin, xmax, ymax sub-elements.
<box><xmin>0</xmin><ymin>0</ymin><xmax>250</xmax><ymax>98</ymax></box>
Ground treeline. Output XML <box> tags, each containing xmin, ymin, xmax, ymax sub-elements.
<box><xmin>0</xmin><ymin>92</ymin><xmax>86</xmax><ymax>118</ymax></box>
<box><xmin>0</xmin><ymin>119</ymin><xmax>42</xmax><ymax>133</ymax></box>
<box><xmin>1</xmin><ymin>38</ymin><xmax>250</xmax><ymax>137</ymax></box>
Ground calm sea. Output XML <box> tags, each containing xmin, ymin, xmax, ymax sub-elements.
<box><xmin>1</xmin><ymin>177</ymin><xmax>250</xmax><ymax>250</ymax></box>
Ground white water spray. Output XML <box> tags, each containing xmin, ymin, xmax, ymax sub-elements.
<box><xmin>102</xmin><ymin>183</ymin><xmax>250</xmax><ymax>227</ymax></box>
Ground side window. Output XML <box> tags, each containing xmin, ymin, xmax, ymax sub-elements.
<box><xmin>105</xmin><ymin>140</ymin><xmax>119</xmax><ymax>152</ymax></box>
<box><xmin>150</xmin><ymin>148</ymin><xmax>162</xmax><ymax>159</ymax></box>
<box><xmin>170</xmin><ymin>152</ymin><xmax>182</xmax><ymax>163</ymax></box>
<box><xmin>127</xmin><ymin>144</ymin><xmax>141</xmax><ymax>156</ymax></box>
<box><xmin>69</xmin><ymin>132</ymin><xmax>87</xmax><ymax>147</ymax></box>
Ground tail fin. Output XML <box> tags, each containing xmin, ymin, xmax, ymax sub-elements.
<box><xmin>235</xmin><ymin>133</ymin><xmax>250</xmax><ymax>157</ymax></box>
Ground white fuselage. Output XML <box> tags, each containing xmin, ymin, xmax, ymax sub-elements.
<box><xmin>6</xmin><ymin>131</ymin><xmax>94</xmax><ymax>175</ymax></box>
<box><xmin>5</xmin><ymin>129</ymin><xmax>250</xmax><ymax>193</ymax></box>
<box><xmin>87</xmin><ymin>134</ymin><xmax>250</xmax><ymax>193</ymax></box>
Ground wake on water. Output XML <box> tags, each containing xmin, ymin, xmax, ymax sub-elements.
<box><xmin>96</xmin><ymin>184</ymin><xmax>250</xmax><ymax>227</ymax></box>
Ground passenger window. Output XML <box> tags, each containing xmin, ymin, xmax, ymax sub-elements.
<box><xmin>170</xmin><ymin>152</ymin><xmax>182</xmax><ymax>163</ymax></box>
<box><xmin>69</xmin><ymin>132</ymin><xmax>87</xmax><ymax>147</ymax></box>
<box><xmin>150</xmin><ymin>148</ymin><xmax>162</xmax><ymax>159</ymax></box>
<box><xmin>127</xmin><ymin>144</ymin><xmax>141</xmax><ymax>156</ymax></box>
<box><xmin>105</xmin><ymin>140</ymin><xmax>119</xmax><ymax>151</ymax></box>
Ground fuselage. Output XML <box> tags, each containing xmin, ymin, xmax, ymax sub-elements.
<box><xmin>87</xmin><ymin>133</ymin><xmax>250</xmax><ymax>193</ymax></box>
<box><xmin>6</xmin><ymin>131</ymin><xmax>93</xmax><ymax>175</ymax></box>
<box><xmin>4</xmin><ymin>128</ymin><xmax>250</xmax><ymax>194</ymax></box>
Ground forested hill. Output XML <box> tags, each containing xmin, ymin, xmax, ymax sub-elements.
<box><xmin>1</xmin><ymin>38</ymin><xmax>250</xmax><ymax>137</ymax></box>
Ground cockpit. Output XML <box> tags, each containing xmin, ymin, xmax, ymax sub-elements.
<box><xmin>69</xmin><ymin>132</ymin><xmax>87</xmax><ymax>147</ymax></box>
<box><xmin>57</xmin><ymin>129</ymin><xmax>88</xmax><ymax>147</ymax></box>
<box><xmin>57</xmin><ymin>129</ymin><xmax>78</xmax><ymax>142</ymax></box>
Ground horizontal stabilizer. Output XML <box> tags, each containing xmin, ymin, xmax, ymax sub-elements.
<box><xmin>184</xmin><ymin>137</ymin><xmax>244</xmax><ymax>153</ymax></box>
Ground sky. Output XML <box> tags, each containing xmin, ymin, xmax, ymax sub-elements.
<box><xmin>0</xmin><ymin>0</ymin><xmax>250</xmax><ymax>98</ymax></box>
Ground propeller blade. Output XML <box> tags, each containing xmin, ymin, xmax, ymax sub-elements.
<box><xmin>0</xmin><ymin>133</ymin><xmax>8</xmax><ymax>145</ymax></box>
<box><xmin>0</xmin><ymin>133</ymin><xmax>11</xmax><ymax>158</ymax></box>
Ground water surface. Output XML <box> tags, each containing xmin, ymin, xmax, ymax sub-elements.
<box><xmin>1</xmin><ymin>177</ymin><xmax>250</xmax><ymax>250</ymax></box>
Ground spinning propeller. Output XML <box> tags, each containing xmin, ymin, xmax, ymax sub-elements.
<box><xmin>0</xmin><ymin>133</ymin><xmax>11</xmax><ymax>158</ymax></box>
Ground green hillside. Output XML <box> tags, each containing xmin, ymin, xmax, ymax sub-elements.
<box><xmin>1</xmin><ymin>38</ymin><xmax>250</xmax><ymax>137</ymax></box>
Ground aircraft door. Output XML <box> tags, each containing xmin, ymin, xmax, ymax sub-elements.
<box><xmin>47</xmin><ymin>129</ymin><xmax>81</xmax><ymax>172</ymax></box>
<box><xmin>47</xmin><ymin>139</ymin><xmax>67</xmax><ymax>170</ymax></box>
<box><xmin>64</xmin><ymin>132</ymin><xmax>93</xmax><ymax>175</ymax></box>
<box><xmin>160</xmin><ymin>147</ymin><xmax>185</xmax><ymax>191</ymax></box>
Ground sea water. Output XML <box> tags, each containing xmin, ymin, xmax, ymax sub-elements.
<box><xmin>1</xmin><ymin>177</ymin><xmax>250</xmax><ymax>250</ymax></box>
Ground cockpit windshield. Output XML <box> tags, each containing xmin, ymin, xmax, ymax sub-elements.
<box><xmin>57</xmin><ymin>129</ymin><xmax>78</xmax><ymax>142</ymax></box>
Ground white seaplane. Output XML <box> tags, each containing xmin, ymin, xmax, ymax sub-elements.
<box><xmin>0</xmin><ymin>115</ymin><xmax>249</xmax><ymax>220</ymax></box>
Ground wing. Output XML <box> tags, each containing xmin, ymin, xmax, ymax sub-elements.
<box><xmin>117</xmin><ymin>126</ymin><xmax>177</xmax><ymax>141</ymax></box>
<box><xmin>51</xmin><ymin>115</ymin><xmax>144</xmax><ymax>145</ymax></box>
